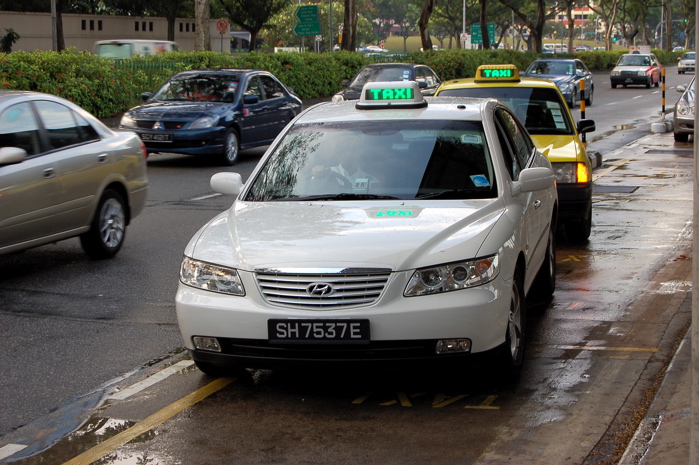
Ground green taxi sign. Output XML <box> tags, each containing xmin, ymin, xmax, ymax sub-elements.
<box><xmin>475</xmin><ymin>65</ymin><xmax>521</xmax><ymax>83</ymax></box>
<box><xmin>357</xmin><ymin>81</ymin><xmax>426</xmax><ymax>109</ymax></box>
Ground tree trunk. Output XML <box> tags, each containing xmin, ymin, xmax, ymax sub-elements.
<box><xmin>194</xmin><ymin>0</ymin><xmax>211</xmax><ymax>51</ymax></box>
<box><xmin>479</xmin><ymin>0</ymin><xmax>489</xmax><ymax>49</ymax></box>
<box><xmin>342</xmin><ymin>0</ymin><xmax>357</xmax><ymax>51</ymax></box>
<box><xmin>419</xmin><ymin>0</ymin><xmax>437</xmax><ymax>52</ymax></box>
<box><xmin>55</xmin><ymin>0</ymin><xmax>65</xmax><ymax>51</ymax></box>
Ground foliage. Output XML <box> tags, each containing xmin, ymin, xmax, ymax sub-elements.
<box><xmin>0</xmin><ymin>48</ymin><xmax>685</xmax><ymax>118</ymax></box>
<box><xmin>1</xmin><ymin>28</ymin><xmax>20</xmax><ymax>53</ymax></box>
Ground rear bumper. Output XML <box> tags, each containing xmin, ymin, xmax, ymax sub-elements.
<box><xmin>557</xmin><ymin>182</ymin><xmax>592</xmax><ymax>222</ymax></box>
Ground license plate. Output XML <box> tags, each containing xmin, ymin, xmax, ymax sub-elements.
<box><xmin>268</xmin><ymin>319</ymin><xmax>370</xmax><ymax>344</ymax></box>
<box><xmin>141</xmin><ymin>133</ymin><xmax>172</xmax><ymax>142</ymax></box>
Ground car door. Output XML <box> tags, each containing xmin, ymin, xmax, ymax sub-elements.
<box><xmin>0</xmin><ymin>101</ymin><xmax>64</xmax><ymax>250</ymax></box>
<box><xmin>651</xmin><ymin>54</ymin><xmax>662</xmax><ymax>83</ymax></box>
<box><xmin>238</xmin><ymin>74</ymin><xmax>270</xmax><ymax>145</ymax></box>
<box><xmin>259</xmin><ymin>74</ymin><xmax>297</xmax><ymax>138</ymax></box>
<box><xmin>576</xmin><ymin>60</ymin><xmax>593</xmax><ymax>100</ymax></box>
<box><xmin>494</xmin><ymin>108</ymin><xmax>547</xmax><ymax>270</ymax></box>
<box><xmin>33</xmin><ymin>99</ymin><xmax>108</xmax><ymax>232</ymax></box>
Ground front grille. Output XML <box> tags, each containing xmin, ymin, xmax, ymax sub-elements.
<box><xmin>256</xmin><ymin>271</ymin><xmax>391</xmax><ymax>310</ymax></box>
<box><xmin>135</xmin><ymin>120</ymin><xmax>189</xmax><ymax>130</ymax></box>
<box><xmin>620</xmin><ymin>71</ymin><xmax>640</xmax><ymax>77</ymax></box>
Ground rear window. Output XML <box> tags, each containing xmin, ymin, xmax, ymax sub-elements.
<box><xmin>438</xmin><ymin>87</ymin><xmax>574</xmax><ymax>135</ymax></box>
<box><xmin>95</xmin><ymin>43</ymin><xmax>132</xmax><ymax>59</ymax></box>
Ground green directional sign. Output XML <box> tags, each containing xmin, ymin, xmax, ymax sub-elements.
<box><xmin>294</xmin><ymin>21</ymin><xmax>321</xmax><ymax>36</ymax></box>
<box><xmin>471</xmin><ymin>23</ymin><xmax>496</xmax><ymax>45</ymax></box>
<box><xmin>295</xmin><ymin>5</ymin><xmax>319</xmax><ymax>23</ymax></box>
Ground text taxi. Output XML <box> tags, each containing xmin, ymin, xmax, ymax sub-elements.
<box><xmin>435</xmin><ymin>64</ymin><xmax>595</xmax><ymax>242</ymax></box>
<box><xmin>175</xmin><ymin>80</ymin><xmax>558</xmax><ymax>380</ymax></box>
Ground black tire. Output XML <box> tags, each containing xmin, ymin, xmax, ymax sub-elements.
<box><xmin>565</xmin><ymin>202</ymin><xmax>592</xmax><ymax>243</ymax></box>
<box><xmin>494</xmin><ymin>267</ymin><xmax>526</xmax><ymax>381</ymax></box>
<box><xmin>568</xmin><ymin>91</ymin><xmax>577</xmax><ymax>109</ymax></box>
<box><xmin>646</xmin><ymin>79</ymin><xmax>651</xmax><ymax>88</ymax></box>
<box><xmin>585</xmin><ymin>87</ymin><xmax>593</xmax><ymax>106</ymax></box>
<box><xmin>611</xmin><ymin>83</ymin><xmax>617</xmax><ymax>89</ymax></box>
<box><xmin>654</xmin><ymin>78</ymin><xmax>660</xmax><ymax>88</ymax></box>
<box><xmin>533</xmin><ymin>225</ymin><xmax>556</xmax><ymax>301</ymax></box>
<box><xmin>674</xmin><ymin>131</ymin><xmax>690</xmax><ymax>142</ymax></box>
<box><xmin>80</xmin><ymin>189</ymin><xmax>127</xmax><ymax>259</ymax></box>
<box><xmin>220</xmin><ymin>128</ymin><xmax>240</xmax><ymax>166</ymax></box>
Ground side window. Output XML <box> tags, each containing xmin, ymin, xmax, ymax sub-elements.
<box><xmin>260</xmin><ymin>75</ymin><xmax>285</xmax><ymax>99</ymax></box>
<box><xmin>244</xmin><ymin>76</ymin><xmax>263</xmax><ymax>101</ymax></box>
<box><xmin>495</xmin><ymin>108</ymin><xmax>533</xmax><ymax>180</ymax></box>
<box><xmin>0</xmin><ymin>102</ymin><xmax>41</xmax><ymax>156</ymax></box>
<box><xmin>34</xmin><ymin>101</ymin><xmax>97</xmax><ymax>150</ymax></box>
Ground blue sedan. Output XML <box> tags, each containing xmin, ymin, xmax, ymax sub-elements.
<box><xmin>521</xmin><ymin>58</ymin><xmax>594</xmax><ymax>108</ymax></box>
<box><xmin>120</xmin><ymin>69</ymin><xmax>303</xmax><ymax>165</ymax></box>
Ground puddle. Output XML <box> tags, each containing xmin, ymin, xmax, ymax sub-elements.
<box><xmin>613</xmin><ymin>124</ymin><xmax>637</xmax><ymax>130</ymax></box>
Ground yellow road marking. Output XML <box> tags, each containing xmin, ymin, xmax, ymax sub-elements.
<box><xmin>593</xmin><ymin>158</ymin><xmax>632</xmax><ymax>181</ymax></box>
<box><xmin>465</xmin><ymin>395</ymin><xmax>500</xmax><ymax>410</ymax></box>
<box><xmin>62</xmin><ymin>377</ymin><xmax>235</xmax><ymax>465</ymax></box>
<box><xmin>433</xmin><ymin>394</ymin><xmax>469</xmax><ymax>408</ymax></box>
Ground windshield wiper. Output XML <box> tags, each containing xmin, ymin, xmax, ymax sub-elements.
<box><xmin>291</xmin><ymin>193</ymin><xmax>400</xmax><ymax>201</ymax></box>
<box><xmin>416</xmin><ymin>189</ymin><xmax>492</xmax><ymax>200</ymax></box>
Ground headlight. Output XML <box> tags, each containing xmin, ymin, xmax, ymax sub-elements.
<box><xmin>557</xmin><ymin>82</ymin><xmax>573</xmax><ymax>93</ymax></box>
<box><xmin>404</xmin><ymin>255</ymin><xmax>499</xmax><ymax>296</ymax></box>
<box><xmin>552</xmin><ymin>162</ymin><xmax>590</xmax><ymax>184</ymax></box>
<box><xmin>677</xmin><ymin>100</ymin><xmax>694</xmax><ymax>116</ymax></box>
<box><xmin>180</xmin><ymin>256</ymin><xmax>245</xmax><ymax>295</ymax></box>
<box><xmin>611</xmin><ymin>70</ymin><xmax>620</xmax><ymax>76</ymax></box>
<box><xmin>189</xmin><ymin>115</ymin><xmax>219</xmax><ymax>129</ymax></box>
<box><xmin>638</xmin><ymin>70</ymin><xmax>649</xmax><ymax>77</ymax></box>
<box><xmin>120</xmin><ymin>113</ymin><xmax>136</xmax><ymax>128</ymax></box>
<box><xmin>331</xmin><ymin>94</ymin><xmax>344</xmax><ymax>102</ymax></box>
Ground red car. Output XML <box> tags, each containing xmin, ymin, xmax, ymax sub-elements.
<box><xmin>610</xmin><ymin>53</ymin><xmax>662</xmax><ymax>88</ymax></box>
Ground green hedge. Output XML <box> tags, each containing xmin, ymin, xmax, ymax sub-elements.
<box><xmin>0</xmin><ymin>47</ymin><xmax>683</xmax><ymax>119</ymax></box>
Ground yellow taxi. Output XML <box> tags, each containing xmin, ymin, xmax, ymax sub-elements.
<box><xmin>435</xmin><ymin>64</ymin><xmax>595</xmax><ymax>242</ymax></box>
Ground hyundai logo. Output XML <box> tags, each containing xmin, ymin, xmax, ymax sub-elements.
<box><xmin>307</xmin><ymin>283</ymin><xmax>334</xmax><ymax>296</ymax></box>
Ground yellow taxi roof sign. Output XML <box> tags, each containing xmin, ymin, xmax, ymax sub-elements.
<box><xmin>474</xmin><ymin>64</ymin><xmax>521</xmax><ymax>83</ymax></box>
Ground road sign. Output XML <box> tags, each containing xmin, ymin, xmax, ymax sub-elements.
<box><xmin>295</xmin><ymin>5</ymin><xmax>319</xmax><ymax>23</ymax></box>
<box><xmin>216</xmin><ymin>19</ymin><xmax>228</xmax><ymax>33</ymax></box>
<box><xmin>471</xmin><ymin>23</ymin><xmax>496</xmax><ymax>45</ymax></box>
<box><xmin>295</xmin><ymin>5</ymin><xmax>320</xmax><ymax>37</ymax></box>
<box><xmin>294</xmin><ymin>21</ymin><xmax>321</xmax><ymax>36</ymax></box>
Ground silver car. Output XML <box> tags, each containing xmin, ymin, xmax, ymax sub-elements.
<box><xmin>677</xmin><ymin>52</ymin><xmax>695</xmax><ymax>74</ymax></box>
<box><xmin>673</xmin><ymin>76</ymin><xmax>695</xmax><ymax>142</ymax></box>
<box><xmin>0</xmin><ymin>91</ymin><xmax>149</xmax><ymax>258</ymax></box>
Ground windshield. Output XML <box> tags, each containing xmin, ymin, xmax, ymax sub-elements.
<box><xmin>617</xmin><ymin>55</ymin><xmax>652</xmax><ymax>66</ymax></box>
<box><xmin>244</xmin><ymin>120</ymin><xmax>497</xmax><ymax>202</ymax></box>
<box><xmin>437</xmin><ymin>87</ymin><xmax>574</xmax><ymax>135</ymax></box>
<box><xmin>526</xmin><ymin>61</ymin><xmax>574</xmax><ymax>76</ymax></box>
<box><xmin>151</xmin><ymin>75</ymin><xmax>239</xmax><ymax>102</ymax></box>
<box><xmin>349</xmin><ymin>67</ymin><xmax>413</xmax><ymax>88</ymax></box>
<box><xmin>682</xmin><ymin>53</ymin><xmax>695</xmax><ymax>60</ymax></box>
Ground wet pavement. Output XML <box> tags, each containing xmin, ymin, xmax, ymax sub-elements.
<box><xmin>0</xmin><ymin>131</ymin><xmax>694</xmax><ymax>464</ymax></box>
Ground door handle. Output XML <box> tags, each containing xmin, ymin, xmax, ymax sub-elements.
<box><xmin>533</xmin><ymin>200</ymin><xmax>542</xmax><ymax>209</ymax></box>
<box><xmin>42</xmin><ymin>168</ymin><xmax>54</xmax><ymax>178</ymax></box>
<box><xmin>98</xmin><ymin>153</ymin><xmax>108</xmax><ymax>163</ymax></box>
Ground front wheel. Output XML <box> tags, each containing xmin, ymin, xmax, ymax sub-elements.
<box><xmin>494</xmin><ymin>268</ymin><xmax>526</xmax><ymax>381</ymax></box>
<box><xmin>585</xmin><ymin>88</ymin><xmax>593</xmax><ymax>106</ymax></box>
<box><xmin>80</xmin><ymin>189</ymin><xmax>127</xmax><ymax>259</ymax></box>
<box><xmin>568</xmin><ymin>91</ymin><xmax>577</xmax><ymax>109</ymax></box>
<box><xmin>674</xmin><ymin>131</ymin><xmax>690</xmax><ymax>142</ymax></box>
<box><xmin>220</xmin><ymin>129</ymin><xmax>240</xmax><ymax>166</ymax></box>
<box><xmin>611</xmin><ymin>83</ymin><xmax>617</xmax><ymax>89</ymax></box>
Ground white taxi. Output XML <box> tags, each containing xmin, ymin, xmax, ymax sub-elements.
<box><xmin>175</xmin><ymin>81</ymin><xmax>558</xmax><ymax>379</ymax></box>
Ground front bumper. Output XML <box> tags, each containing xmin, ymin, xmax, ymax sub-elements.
<box><xmin>175</xmin><ymin>270</ymin><xmax>511</xmax><ymax>369</ymax></box>
<box><xmin>674</xmin><ymin>115</ymin><xmax>695</xmax><ymax>134</ymax></box>
<box><xmin>123</xmin><ymin>126</ymin><xmax>226</xmax><ymax>155</ymax></box>
<box><xmin>556</xmin><ymin>182</ymin><xmax>592</xmax><ymax>222</ymax></box>
<box><xmin>611</xmin><ymin>75</ymin><xmax>651</xmax><ymax>86</ymax></box>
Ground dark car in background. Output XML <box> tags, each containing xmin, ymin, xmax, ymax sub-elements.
<box><xmin>119</xmin><ymin>69</ymin><xmax>303</xmax><ymax>165</ymax></box>
<box><xmin>331</xmin><ymin>63</ymin><xmax>441</xmax><ymax>102</ymax></box>
<box><xmin>673</xmin><ymin>76</ymin><xmax>695</xmax><ymax>142</ymax></box>
<box><xmin>0</xmin><ymin>90</ymin><xmax>148</xmax><ymax>259</ymax></box>
<box><xmin>521</xmin><ymin>58</ymin><xmax>594</xmax><ymax>108</ymax></box>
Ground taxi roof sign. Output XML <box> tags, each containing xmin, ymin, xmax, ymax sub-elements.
<box><xmin>357</xmin><ymin>81</ymin><xmax>427</xmax><ymax>109</ymax></box>
<box><xmin>474</xmin><ymin>64</ymin><xmax>521</xmax><ymax>83</ymax></box>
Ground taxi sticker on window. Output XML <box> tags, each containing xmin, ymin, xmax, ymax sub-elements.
<box><xmin>550</xmin><ymin>109</ymin><xmax>567</xmax><ymax>130</ymax></box>
<box><xmin>461</xmin><ymin>134</ymin><xmax>482</xmax><ymax>144</ymax></box>
<box><xmin>471</xmin><ymin>175</ymin><xmax>490</xmax><ymax>187</ymax></box>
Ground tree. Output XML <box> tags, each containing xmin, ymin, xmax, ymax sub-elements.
<box><xmin>498</xmin><ymin>0</ymin><xmax>551</xmax><ymax>52</ymax></box>
<box><xmin>194</xmin><ymin>0</ymin><xmax>210</xmax><ymax>51</ymax></box>
<box><xmin>341</xmin><ymin>0</ymin><xmax>358</xmax><ymax>51</ymax></box>
<box><xmin>418</xmin><ymin>0</ymin><xmax>437</xmax><ymax>51</ymax></box>
<box><xmin>1</xmin><ymin>28</ymin><xmax>20</xmax><ymax>53</ymax></box>
<box><xmin>216</xmin><ymin>0</ymin><xmax>291</xmax><ymax>52</ymax></box>
<box><xmin>588</xmin><ymin>0</ymin><xmax>622</xmax><ymax>50</ymax></box>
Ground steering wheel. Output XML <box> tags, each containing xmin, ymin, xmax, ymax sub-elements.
<box><xmin>305</xmin><ymin>169</ymin><xmax>353</xmax><ymax>192</ymax></box>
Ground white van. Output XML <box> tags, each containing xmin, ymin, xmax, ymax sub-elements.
<box><xmin>94</xmin><ymin>40</ymin><xmax>180</xmax><ymax>58</ymax></box>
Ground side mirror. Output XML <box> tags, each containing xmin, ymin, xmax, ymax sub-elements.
<box><xmin>243</xmin><ymin>95</ymin><xmax>259</xmax><ymax>105</ymax></box>
<box><xmin>417</xmin><ymin>81</ymin><xmax>428</xmax><ymax>89</ymax></box>
<box><xmin>577</xmin><ymin>119</ymin><xmax>596</xmax><ymax>134</ymax></box>
<box><xmin>517</xmin><ymin>167</ymin><xmax>555</xmax><ymax>193</ymax></box>
<box><xmin>341</xmin><ymin>79</ymin><xmax>351</xmax><ymax>87</ymax></box>
<box><xmin>0</xmin><ymin>146</ymin><xmax>27</xmax><ymax>166</ymax></box>
<box><xmin>141</xmin><ymin>92</ymin><xmax>153</xmax><ymax>102</ymax></box>
<box><xmin>211</xmin><ymin>172</ymin><xmax>244</xmax><ymax>196</ymax></box>
<box><xmin>677</xmin><ymin>85</ymin><xmax>687</xmax><ymax>93</ymax></box>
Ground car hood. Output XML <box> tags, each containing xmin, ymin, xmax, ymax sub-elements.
<box><xmin>527</xmin><ymin>74</ymin><xmax>573</xmax><ymax>84</ymax></box>
<box><xmin>530</xmin><ymin>134</ymin><xmax>583</xmax><ymax>163</ymax></box>
<box><xmin>186</xmin><ymin>200</ymin><xmax>506</xmax><ymax>272</ymax></box>
<box><xmin>128</xmin><ymin>101</ymin><xmax>230</xmax><ymax>119</ymax></box>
